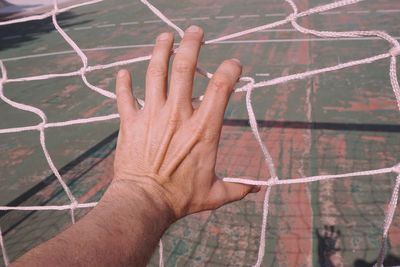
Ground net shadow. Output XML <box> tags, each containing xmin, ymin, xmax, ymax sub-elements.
<box><xmin>0</xmin><ymin>11</ymin><xmax>94</xmax><ymax>51</ymax></box>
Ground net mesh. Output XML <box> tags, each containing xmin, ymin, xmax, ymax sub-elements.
<box><xmin>0</xmin><ymin>0</ymin><xmax>399</xmax><ymax>266</ymax></box>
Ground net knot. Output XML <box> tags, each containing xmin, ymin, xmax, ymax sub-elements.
<box><xmin>287</xmin><ymin>14</ymin><xmax>296</xmax><ymax>22</ymax></box>
<box><xmin>238</xmin><ymin>76</ymin><xmax>255</xmax><ymax>92</ymax></box>
<box><xmin>244</xmin><ymin>81</ymin><xmax>255</xmax><ymax>92</ymax></box>
<box><xmin>393</xmin><ymin>163</ymin><xmax>400</xmax><ymax>174</ymax></box>
<box><xmin>71</xmin><ymin>200</ymin><xmax>78</xmax><ymax>210</ymax></box>
<box><xmin>389</xmin><ymin>46</ymin><xmax>400</xmax><ymax>57</ymax></box>
<box><xmin>268</xmin><ymin>176</ymin><xmax>279</xmax><ymax>186</ymax></box>
<box><xmin>38</xmin><ymin>123</ymin><xmax>45</xmax><ymax>131</ymax></box>
<box><xmin>79</xmin><ymin>67</ymin><xmax>87</xmax><ymax>76</ymax></box>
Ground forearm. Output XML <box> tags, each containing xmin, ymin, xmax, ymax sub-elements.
<box><xmin>12</xmin><ymin>180</ymin><xmax>174</xmax><ymax>267</ymax></box>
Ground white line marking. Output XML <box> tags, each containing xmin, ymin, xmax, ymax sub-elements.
<box><xmin>377</xmin><ymin>9</ymin><xmax>400</xmax><ymax>13</ymax></box>
<box><xmin>347</xmin><ymin>10</ymin><xmax>370</xmax><ymax>14</ymax></box>
<box><xmin>240</xmin><ymin>14</ymin><xmax>260</xmax><ymax>18</ymax></box>
<box><xmin>320</xmin><ymin>11</ymin><xmax>341</xmax><ymax>15</ymax></box>
<box><xmin>255</xmin><ymin>73</ymin><xmax>270</xmax><ymax>77</ymax></box>
<box><xmin>259</xmin><ymin>28</ymin><xmax>297</xmax><ymax>32</ymax></box>
<box><xmin>2</xmin><ymin>44</ymin><xmax>155</xmax><ymax>62</ymax></box>
<box><xmin>143</xmin><ymin>19</ymin><xmax>162</xmax><ymax>24</ymax></box>
<box><xmin>96</xmin><ymin>24</ymin><xmax>115</xmax><ymax>28</ymax></box>
<box><xmin>170</xmin><ymin>18</ymin><xmax>186</xmax><ymax>22</ymax></box>
<box><xmin>73</xmin><ymin>26</ymin><xmax>92</xmax><ymax>30</ymax></box>
<box><xmin>191</xmin><ymin>17</ymin><xmax>209</xmax><ymax>21</ymax></box>
<box><xmin>216</xmin><ymin>37</ymin><xmax>399</xmax><ymax>43</ymax></box>
<box><xmin>3</xmin><ymin>35</ymin><xmax>19</xmax><ymax>40</ymax></box>
<box><xmin>120</xmin><ymin>21</ymin><xmax>139</xmax><ymax>26</ymax></box>
<box><xmin>84</xmin><ymin>44</ymin><xmax>155</xmax><ymax>51</ymax></box>
<box><xmin>264</xmin><ymin>13</ymin><xmax>286</xmax><ymax>17</ymax></box>
<box><xmin>3</xmin><ymin>51</ymin><xmax>74</xmax><ymax>62</ymax></box>
<box><xmin>4</xmin><ymin>37</ymin><xmax>400</xmax><ymax>62</ymax></box>
<box><xmin>215</xmin><ymin>15</ymin><xmax>234</xmax><ymax>19</ymax></box>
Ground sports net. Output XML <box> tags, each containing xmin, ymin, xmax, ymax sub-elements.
<box><xmin>0</xmin><ymin>0</ymin><xmax>399</xmax><ymax>266</ymax></box>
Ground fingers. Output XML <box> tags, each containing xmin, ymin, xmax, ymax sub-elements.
<box><xmin>168</xmin><ymin>25</ymin><xmax>204</xmax><ymax>114</ymax></box>
<box><xmin>145</xmin><ymin>32</ymin><xmax>174</xmax><ymax>111</ymax></box>
<box><xmin>195</xmin><ymin>59</ymin><xmax>242</xmax><ymax>134</ymax></box>
<box><xmin>206</xmin><ymin>179</ymin><xmax>260</xmax><ymax>209</ymax></box>
<box><xmin>116</xmin><ymin>69</ymin><xmax>138</xmax><ymax>122</ymax></box>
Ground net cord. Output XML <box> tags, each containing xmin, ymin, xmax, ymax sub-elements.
<box><xmin>0</xmin><ymin>0</ymin><xmax>399</xmax><ymax>266</ymax></box>
<box><xmin>0</xmin><ymin>228</ymin><xmax>9</xmax><ymax>266</ymax></box>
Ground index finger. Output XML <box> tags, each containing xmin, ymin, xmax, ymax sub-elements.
<box><xmin>194</xmin><ymin>59</ymin><xmax>242</xmax><ymax>134</ymax></box>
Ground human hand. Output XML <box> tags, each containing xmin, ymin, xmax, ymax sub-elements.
<box><xmin>113</xmin><ymin>25</ymin><xmax>259</xmax><ymax>220</ymax></box>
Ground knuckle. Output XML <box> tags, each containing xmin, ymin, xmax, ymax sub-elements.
<box><xmin>191</xmin><ymin>121</ymin><xmax>216</xmax><ymax>143</ymax></box>
<box><xmin>174</xmin><ymin>60</ymin><xmax>193</xmax><ymax>74</ymax></box>
<box><xmin>116</xmin><ymin>83</ymin><xmax>131</xmax><ymax>94</ymax></box>
<box><xmin>193</xmin><ymin>129</ymin><xmax>203</xmax><ymax>142</ymax></box>
<box><xmin>184</xmin><ymin>120</ymin><xmax>204</xmax><ymax>142</ymax></box>
<box><xmin>167</xmin><ymin>118</ymin><xmax>179</xmax><ymax>128</ymax></box>
<box><xmin>116</xmin><ymin>92</ymin><xmax>132</xmax><ymax>106</ymax></box>
<box><xmin>116</xmin><ymin>86</ymin><xmax>126</xmax><ymax>97</ymax></box>
<box><xmin>209</xmin><ymin>75</ymin><xmax>232</xmax><ymax>93</ymax></box>
<box><xmin>167</xmin><ymin>112</ymin><xmax>182</xmax><ymax>128</ymax></box>
<box><xmin>147</xmin><ymin>65</ymin><xmax>167</xmax><ymax>79</ymax></box>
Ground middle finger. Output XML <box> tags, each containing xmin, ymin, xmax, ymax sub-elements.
<box><xmin>168</xmin><ymin>25</ymin><xmax>204</xmax><ymax>115</ymax></box>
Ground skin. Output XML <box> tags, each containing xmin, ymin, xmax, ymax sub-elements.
<box><xmin>12</xmin><ymin>25</ymin><xmax>259</xmax><ymax>267</ymax></box>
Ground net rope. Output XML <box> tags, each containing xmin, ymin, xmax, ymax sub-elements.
<box><xmin>0</xmin><ymin>0</ymin><xmax>399</xmax><ymax>266</ymax></box>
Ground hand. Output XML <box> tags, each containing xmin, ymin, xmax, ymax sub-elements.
<box><xmin>113</xmin><ymin>25</ymin><xmax>259</xmax><ymax>220</ymax></box>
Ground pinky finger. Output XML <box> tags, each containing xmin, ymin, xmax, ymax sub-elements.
<box><xmin>116</xmin><ymin>69</ymin><xmax>138</xmax><ymax>122</ymax></box>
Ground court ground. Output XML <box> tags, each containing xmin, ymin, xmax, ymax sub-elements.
<box><xmin>0</xmin><ymin>0</ymin><xmax>400</xmax><ymax>266</ymax></box>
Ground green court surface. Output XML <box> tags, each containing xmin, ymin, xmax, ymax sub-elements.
<box><xmin>0</xmin><ymin>0</ymin><xmax>400</xmax><ymax>266</ymax></box>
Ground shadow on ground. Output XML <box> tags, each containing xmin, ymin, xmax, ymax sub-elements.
<box><xmin>0</xmin><ymin>1</ymin><xmax>40</xmax><ymax>19</ymax></box>
<box><xmin>316</xmin><ymin>225</ymin><xmax>341</xmax><ymax>267</ymax></box>
<box><xmin>0</xmin><ymin>11</ymin><xmax>94</xmax><ymax>52</ymax></box>
<box><xmin>354</xmin><ymin>254</ymin><xmax>400</xmax><ymax>267</ymax></box>
<box><xmin>315</xmin><ymin>225</ymin><xmax>400</xmax><ymax>267</ymax></box>
<box><xmin>224</xmin><ymin>119</ymin><xmax>400</xmax><ymax>133</ymax></box>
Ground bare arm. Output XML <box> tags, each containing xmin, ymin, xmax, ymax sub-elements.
<box><xmin>12</xmin><ymin>25</ymin><xmax>258</xmax><ymax>267</ymax></box>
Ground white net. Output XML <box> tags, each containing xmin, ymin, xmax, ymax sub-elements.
<box><xmin>0</xmin><ymin>0</ymin><xmax>399</xmax><ymax>266</ymax></box>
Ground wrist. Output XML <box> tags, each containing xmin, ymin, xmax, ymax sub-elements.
<box><xmin>58</xmin><ymin>177</ymin><xmax>176</xmax><ymax>266</ymax></box>
<box><xmin>102</xmin><ymin>177</ymin><xmax>177</xmax><ymax>227</ymax></box>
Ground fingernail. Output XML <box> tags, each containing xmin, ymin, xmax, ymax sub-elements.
<box><xmin>158</xmin><ymin>32</ymin><xmax>171</xmax><ymax>41</ymax></box>
<box><xmin>186</xmin><ymin>25</ymin><xmax>201</xmax><ymax>32</ymax></box>
<box><xmin>232</xmin><ymin>58</ymin><xmax>241</xmax><ymax>64</ymax></box>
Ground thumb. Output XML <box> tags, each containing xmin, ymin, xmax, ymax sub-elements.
<box><xmin>206</xmin><ymin>179</ymin><xmax>261</xmax><ymax>209</ymax></box>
